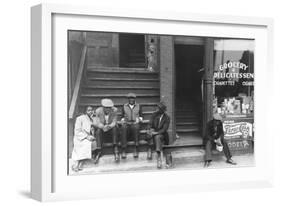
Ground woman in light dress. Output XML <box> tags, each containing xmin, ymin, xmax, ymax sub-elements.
<box><xmin>71</xmin><ymin>106</ymin><xmax>98</xmax><ymax>172</ymax></box>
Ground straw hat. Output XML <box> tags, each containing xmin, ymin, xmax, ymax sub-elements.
<box><xmin>101</xmin><ymin>98</ymin><xmax>114</xmax><ymax>107</ymax></box>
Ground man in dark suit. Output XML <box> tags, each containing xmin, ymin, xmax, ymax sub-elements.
<box><xmin>204</xmin><ymin>113</ymin><xmax>237</xmax><ymax>167</ymax></box>
<box><xmin>95</xmin><ymin>98</ymin><xmax>119</xmax><ymax>163</ymax></box>
<box><xmin>147</xmin><ymin>102</ymin><xmax>172</xmax><ymax>169</ymax></box>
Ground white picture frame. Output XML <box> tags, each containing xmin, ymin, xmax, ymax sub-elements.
<box><xmin>31</xmin><ymin>3</ymin><xmax>274</xmax><ymax>202</ymax></box>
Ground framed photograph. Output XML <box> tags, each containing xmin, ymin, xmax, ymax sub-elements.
<box><xmin>31</xmin><ymin>3</ymin><xmax>274</xmax><ymax>201</ymax></box>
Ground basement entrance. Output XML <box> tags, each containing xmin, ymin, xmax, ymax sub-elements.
<box><xmin>175</xmin><ymin>44</ymin><xmax>204</xmax><ymax>145</ymax></box>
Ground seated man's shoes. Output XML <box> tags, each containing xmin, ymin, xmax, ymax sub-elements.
<box><xmin>165</xmin><ymin>154</ymin><xmax>173</xmax><ymax>169</ymax></box>
<box><xmin>114</xmin><ymin>153</ymin><xmax>120</xmax><ymax>162</ymax></box>
<box><xmin>157</xmin><ymin>156</ymin><xmax>162</xmax><ymax>169</ymax></box>
<box><xmin>113</xmin><ymin>146</ymin><xmax>120</xmax><ymax>162</ymax></box>
<box><xmin>226</xmin><ymin>158</ymin><xmax>237</xmax><ymax>165</ymax></box>
<box><xmin>71</xmin><ymin>165</ymin><xmax>79</xmax><ymax>172</ymax></box>
<box><xmin>157</xmin><ymin>159</ymin><xmax>162</xmax><ymax>169</ymax></box>
<box><xmin>78</xmin><ymin>161</ymin><xmax>84</xmax><ymax>171</ymax></box>
<box><xmin>133</xmin><ymin>147</ymin><xmax>139</xmax><ymax>158</ymax></box>
<box><xmin>94</xmin><ymin>151</ymin><xmax>101</xmax><ymax>164</ymax></box>
<box><xmin>121</xmin><ymin>149</ymin><xmax>127</xmax><ymax>159</ymax></box>
<box><xmin>204</xmin><ymin>160</ymin><xmax>211</xmax><ymax>167</ymax></box>
<box><xmin>147</xmin><ymin>148</ymin><xmax>152</xmax><ymax>160</ymax></box>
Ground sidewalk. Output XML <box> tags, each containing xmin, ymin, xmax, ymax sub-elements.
<box><xmin>69</xmin><ymin>148</ymin><xmax>255</xmax><ymax>175</ymax></box>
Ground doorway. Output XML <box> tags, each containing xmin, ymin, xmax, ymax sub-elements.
<box><xmin>174</xmin><ymin>44</ymin><xmax>204</xmax><ymax>145</ymax></box>
<box><xmin>119</xmin><ymin>34</ymin><xmax>146</xmax><ymax>68</ymax></box>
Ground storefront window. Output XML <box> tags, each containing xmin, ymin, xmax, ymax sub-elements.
<box><xmin>213</xmin><ymin>39</ymin><xmax>254</xmax><ymax>115</ymax></box>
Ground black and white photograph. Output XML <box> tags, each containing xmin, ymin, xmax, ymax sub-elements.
<box><xmin>67</xmin><ymin>31</ymin><xmax>255</xmax><ymax>175</ymax></box>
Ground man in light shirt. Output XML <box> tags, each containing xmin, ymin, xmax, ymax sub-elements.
<box><xmin>95</xmin><ymin>98</ymin><xmax>119</xmax><ymax>163</ymax></box>
<box><xmin>120</xmin><ymin>93</ymin><xmax>143</xmax><ymax>159</ymax></box>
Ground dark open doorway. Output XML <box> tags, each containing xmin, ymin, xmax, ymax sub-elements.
<box><xmin>119</xmin><ymin>34</ymin><xmax>146</xmax><ymax>68</ymax></box>
<box><xmin>174</xmin><ymin>44</ymin><xmax>204</xmax><ymax>145</ymax></box>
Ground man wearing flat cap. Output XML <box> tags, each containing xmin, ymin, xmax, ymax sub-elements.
<box><xmin>95</xmin><ymin>98</ymin><xmax>119</xmax><ymax>163</ymax></box>
<box><xmin>120</xmin><ymin>93</ymin><xmax>143</xmax><ymax>159</ymax></box>
<box><xmin>204</xmin><ymin>113</ymin><xmax>237</xmax><ymax>167</ymax></box>
<box><xmin>147</xmin><ymin>101</ymin><xmax>172</xmax><ymax>169</ymax></box>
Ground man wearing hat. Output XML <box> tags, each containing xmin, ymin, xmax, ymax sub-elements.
<box><xmin>204</xmin><ymin>113</ymin><xmax>237</xmax><ymax>167</ymax></box>
<box><xmin>120</xmin><ymin>93</ymin><xmax>143</xmax><ymax>159</ymax></box>
<box><xmin>95</xmin><ymin>98</ymin><xmax>119</xmax><ymax>163</ymax></box>
<box><xmin>147</xmin><ymin>101</ymin><xmax>172</xmax><ymax>169</ymax></box>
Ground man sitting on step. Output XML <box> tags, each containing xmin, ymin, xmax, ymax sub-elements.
<box><xmin>95</xmin><ymin>98</ymin><xmax>119</xmax><ymax>163</ymax></box>
<box><xmin>147</xmin><ymin>101</ymin><xmax>172</xmax><ymax>169</ymax></box>
<box><xmin>204</xmin><ymin>113</ymin><xmax>237</xmax><ymax>167</ymax></box>
<box><xmin>120</xmin><ymin>93</ymin><xmax>143</xmax><ymax>159</ymax></box>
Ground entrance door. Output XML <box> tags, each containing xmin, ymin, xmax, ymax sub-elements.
<box><xmin>119</xmin><ymin>34</ymin><xmax>146</xmax><ymax>68</ymax></box>
<box><xmin>174</xmin><ymin>44</ymin><xmax>204</xmax><ymax>145</ymax></box>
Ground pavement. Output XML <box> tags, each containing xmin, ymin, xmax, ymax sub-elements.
<box><xmin>69</xmin><ymin>148</ymin><xmax>255</xmax><ymax>175</ymax></box>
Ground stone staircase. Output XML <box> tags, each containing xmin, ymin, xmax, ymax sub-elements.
<box><xmin>77</xmin><ymin>65</ymin><xmax>160</xmax><ymax>152</ymax></box>
<box><xmin>174</xmin><ymin>101</ymin><xmax>203</xmax><ymax>147</ymax></box>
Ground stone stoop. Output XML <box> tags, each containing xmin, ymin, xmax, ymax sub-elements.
<box><xmin>69</xmin><ymin>147</ymin><xmax>252</xmax><ymax>175</ymax></box>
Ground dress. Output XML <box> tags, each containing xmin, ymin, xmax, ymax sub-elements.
<box><xmin>71</xmin><ymin>114</ymin><xmax>97</xmax><ymax>161</ymax></box>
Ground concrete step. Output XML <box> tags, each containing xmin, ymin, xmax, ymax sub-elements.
<box><xmin>172</xmin><ymin>134</ymin><xmax>203</xmax><ymax>147</ymax></box>
<box><xmin>176</xmin><ymin>111</ymin><xmax>200</xmax><ymax>115</ymax></box>
<box><xmin>68</xmin><ymin>147</ymin><xmax>241</xmax><ymax>175</ymax></box>
<box><xmin>82</xmin><ymin>86</ymin><xmax>159</xmax><ymax>95</ymax></box>
<box><xmin>87</xmin><ymin>66</ymin><xmax>159</xmax><ymax>79</ymax></box>
<box><xmin>80</xmin><ymin>94</ymin><xmax>160</xmax><ymax>105</ymax></box>
<box><xmin>125</xmin><ymin>62</ymin><xmax>146</xmax><ymax>68</ymax></box>
<box><xmin>176</xmin><ymin>122</ymin><xmax>199</xmax><ymax>126</ymax></box>
<box><xmin>176</xmin><ymin>113</ymin><xmax>199</xmax><ymax>118</ymax></box>
<box><xmin>69</xmin><ymin>152</ymin><xmax>255</xmax><ymax>175</ymax></box>
<box><xmin>128</xmin><ymin>58</ymin><xmax>146</xmax><ymax>62</ymax></box>
<box><xmin>176</xmin><ymin>125</ymin><xmax>200</xmax><ymax>131</ymax></box>
<box><xmin>176</xmin><ymin>117</ymin><xmax>199</xmax><ymax>122</ymax></box>
<box><xmin>176</xmin><ymin>128</ymin><xmax>200</xmax><ymax>133</ymax></box>
<box><xmin>87</xmin><ymin>77</ymin><xmax>159</xmax><ymax>87</ymax></box>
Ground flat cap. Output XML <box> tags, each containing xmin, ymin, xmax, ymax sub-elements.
<box><xmin>101</xmin><ymin>98</ymin><xmax>114</xmax><ymax>107</ymax></box>
<box><xmin>127</xmin><ymin>93</ymin><xmax>136</xmax><ymax>98</ymax></box>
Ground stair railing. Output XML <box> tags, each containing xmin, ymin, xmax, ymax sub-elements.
<box><xmin>69</xmin><ymin>45</ymin><xmax>87</xmax><ymax>119</ymax></box>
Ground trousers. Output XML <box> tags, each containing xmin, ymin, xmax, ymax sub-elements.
<box><xmin>95</xmin><ymin>127</ymin><xmax>118</xmax><ymax>150</ymax></box>
<box><xmin>120</xmin><ymin>123</ymin><xmax>140</xmax><ymax>148</ymax></box>
<box><xmin>147</xmin><ymin>134</ymin><xmax>168</xmax><ymax>153</ymax></box>
<box><xmin>205</xmin><ymin>136</ymin><xmax>232</xmax><ymax>161</ymax></box>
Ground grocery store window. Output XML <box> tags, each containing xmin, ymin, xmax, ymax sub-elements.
<box><xmin>213</xmin><ymin>39</ymin><xmax>254</xmax><ymax>115</ymax></box>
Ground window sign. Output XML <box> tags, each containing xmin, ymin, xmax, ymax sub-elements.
<box><xmin>213</xmin><ymin>39</ymin><xmax>254</xmax><ymax>115</ymax></box>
